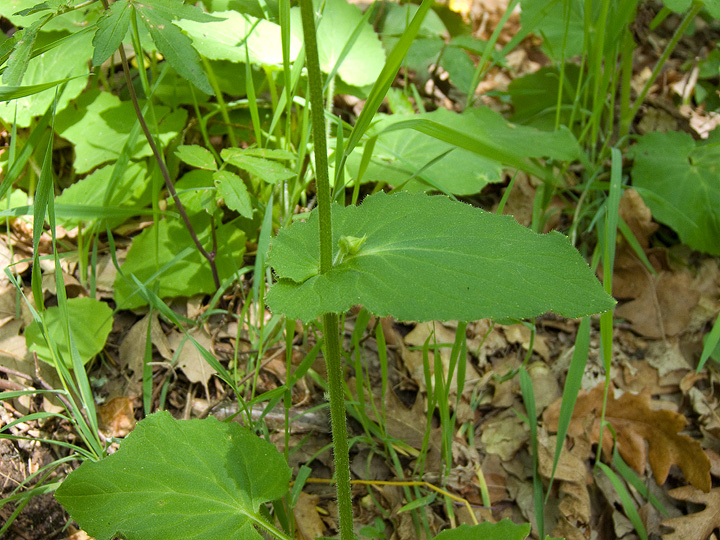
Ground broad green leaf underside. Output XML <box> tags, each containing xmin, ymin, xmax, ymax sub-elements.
<box><xmin>267</xmin><ymin>192</ymin><xmax>615</xmax><ymax>323</ymax></box>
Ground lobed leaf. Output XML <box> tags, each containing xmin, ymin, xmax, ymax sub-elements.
<box><xmin>544</xmin><ymin>383</ymin><xmax>711</xmax><ymax>492</ymax></box>
<box><xmin>91</xmin><ymin>0</ymin><xmax>132</xmax><ymax>67</ymax></box>
<box><xmin>214</xmin><ymin>170</ymin><xmax>253</xmax><ymax>218</ymax></box>
<box><xmin>267</xmin><ymin>192</ymin><xmax>614</xmax><ymax>323</ymax></box>
<box><xmin>55</xmin><ymin>411</ymin><xmax>292</xmax><ymax>540</ymax></box>
<box><xmin>135</xmin><ymin>1</ymin><xmax>214</xmax><ymax>94</ymax></box>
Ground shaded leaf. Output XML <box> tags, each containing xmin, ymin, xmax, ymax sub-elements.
<box><xmin>55</xmin><ymin>411</ymin><xmax>292</xmax><ymax>540</ymax></box>
<box><xmin>543</xmin><ymin>383</ymin><xmax>711</xmax><ymax>492</ymax></box>
<box><xmin>661</xmin><ymin>486</ymin><xmax>720</xmax><ymax>540</ymax></box>
<box><xmin>113</xmin><ymin>171</ymin><xmax>245</xmax><ymax>309</ymax></box>
<box><xmin>0</xmin><ymin>29</ymin><xmax>92</xmax><ymax>127</ymax></box>
<box><xmin>54</xmin><ymin>89</ymin><xmax>187</xmax><ymax>174</ymax></box>
<box><xmin>214</xmin><ymin>171</ymin><xmax>253</xmax><ymax>218</ymax></box>
<box><xmin>631</xmin><ymin>130</ymin><xmax>720</xmax><ymax>255</ymax></box>
<box><xmin>267</xmin><ymin>192</ymin><xmax>614</xmax><ymax>322</ymax></box>
<box><xmin>347</xmin><ymin>113</ymin><xmax>502</xmax><ymax>195</ymax></box>
<box><xmin>25</xmin><ymin>297</ymin><xmax>113</xmax><ymax>368</ymax></box>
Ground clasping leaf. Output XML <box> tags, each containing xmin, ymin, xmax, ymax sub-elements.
<box><xmin>267</xmin><ymin>192</ymin><xmax>615</xmax><ymax>323</ymax></box>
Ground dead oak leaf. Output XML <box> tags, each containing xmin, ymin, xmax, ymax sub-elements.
<box><xmin>543</xmin><ymin>383</ymin><xmax>710</xmax><ymax>492</ymax></box>
<box><xmin>661</xmin><ymin>486</ymin><xmax>720</xmax><ymax>540</ymax></box>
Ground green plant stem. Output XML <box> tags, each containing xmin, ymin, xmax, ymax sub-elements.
<box><xmin>322</xmin><ymin>312</ymin><xmax>354</xmax><ymax>538</ymax></box>
<box><xmin>299</xmin><ymin>0</ymin><xmax>332</xmax><ymax>273</ymax></box>
<box><xmin>299</xmin><ymin>0</ymin><xmax>354</xmax><ymax>537</ymax></box>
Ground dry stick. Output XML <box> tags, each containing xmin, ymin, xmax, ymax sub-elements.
<box><xmin>116</xmin><ymin>46</ymin><xmax>221</xmax><ymax>290</ymax></box>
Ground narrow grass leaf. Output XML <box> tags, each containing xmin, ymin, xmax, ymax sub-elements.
<box><xmin>596</xmin><ymin>462</ymin><xmax>648</xmax><ymax>540</ymax></box>
<box><xmin>546</xmin><ymin>316</ymin><xmax>590</xmax><ymax>501</ymax></box>
<box><xmin>519</xmin><ymin>367</ymin><xmax>544</xmax><ymax>539</ymax></box>
<box><xmin>343</xmin><ymin>0</ymin><xmax>434</xmax><ymax>158</ymax></box>
<box><xmin>698</xmin><ymin>312</ymin><xmax>720</xmax><ymax>372</ymax></box>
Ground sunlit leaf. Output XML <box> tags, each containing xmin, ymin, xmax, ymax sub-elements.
<box><xmin>25</xmin><ymin>297</ymin><xmax>113</xmax><ymax>368</ymax></box>
<box><xmin>267</xmin><ymin>192</ymin><xmax>614</xmax><ymax>322</ymax></box>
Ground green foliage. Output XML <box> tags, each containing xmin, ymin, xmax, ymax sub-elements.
<box><xmin>25</xmin><ymin>297</ymin><xmax>113</xmax><ymax>368</ymax></box>
<box><xmin>6</xmin><ymin>0</ymin><xmax>711</xmax><ymax>537</ymax></box>
<box><xmin>55</xmin><ymin>89</ymin><xmax>187</xmax><ymax>174</ymax></box>
<box><xmin>631</xmin><ymin>130</ymin><xmax>720</xmax><ymax>255</ymax></box>
<box><xmin>267</xmin><ymin>191</ymin><xmax>614</xmax><ymax>322</ymax></box>
<box><xmin>0</xmin><ymin>30</ymin><xmax>92</xmax><ymax>126</ymax></box>
<box><xmin>55</xmin><ymin>411</ymin><xmax>292</xmax><ymax>540</ymax></box>
<box><xmin>55</xmin><ymin>162</ymin><xmax>151</xmax><ymax>228</ymax></box>
<box><xmin>113</xmin><ymin>171</ymin><xmax>246</xmax><ymax>309</ymax></box>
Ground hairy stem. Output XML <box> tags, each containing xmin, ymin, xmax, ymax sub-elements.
<box><xmin>299</xmin><ymin>0</ymin><xmax>354</xmax><ymax>537</ymax></box>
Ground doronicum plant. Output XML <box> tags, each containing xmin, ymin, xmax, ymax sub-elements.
<box><xmin>0</xmin><ymin>0</ymin><xmax>618</xmax><ymax>538</ymax></box>
<box><xmin>50</xmin><ymin>2</ymin><xmax>615</xmax><ymax>540</ymax></box>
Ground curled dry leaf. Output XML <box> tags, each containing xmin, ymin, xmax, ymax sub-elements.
<box><xmin>661</xmin><ymin>486</ymin><xmax>720</xmax><ymax>540</ymax></box>
<box><xmin>543</xmin><ymin>383</ymin><xmax>711</xmax><ymax>492</ymax></box>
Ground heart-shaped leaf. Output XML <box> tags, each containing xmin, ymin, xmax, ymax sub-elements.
<box><xmin>55</xmin><ymin>411</ymin><xmax>292</xmax><ymax>540</ymax></box>
<box><xmin>267</xmin><ymin>192</ymin><xmax>614</xmax><ymax>322</ymax></box>
<box><xmin>631</xmin><ymin>130</ymin><xmax>720</xmax><ymax>255</ymax></box>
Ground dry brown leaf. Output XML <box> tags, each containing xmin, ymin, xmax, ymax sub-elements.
<box><xmin>402</xmin><ymin>321</ymin><xmax>480</xmax><ymax>393</ymax></box>
<box><xmin>543</xmin><ymin>383</ymin><xmax>711</xmax><ymax>492</ymax></box>
<box><xmin>293</xmin><ymin>492</ymin><xmax>326</xmax><ymax>540</ymax></box>
<box><xmin>662</xmin><ymin>486</ymin><xmax>720</xmax><ymax>540</ymax></box>
<box><xmin>615</xmin><ymin>269</ymin><xmax>700</xmax><ymax>338</ymax></box>
<box><xmin>98</xmin><ymin>396</ymin><xmax>136</xmax><ymax>438</ymax></box>
<box><xmin>168</xmin><ymin>327</ymin><xmax>216</xmax><ymax>392</ymax></box>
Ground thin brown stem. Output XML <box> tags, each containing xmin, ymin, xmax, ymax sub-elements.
<box><xmin>116</xmin><ymin>46</ymin><xmax>221</xmax><ymax>290</ymax></box>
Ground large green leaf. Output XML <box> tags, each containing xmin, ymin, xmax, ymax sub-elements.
<box><xmin>178</xmin><ymin>10</ymin><xmax>302</xmax><ymax>66</ymax></box>
<box><xmin>434</xmin><ymin>520</ymin><xmax>531</xmax><ymax>540</ymax></box>
<box><xmin>55</xmin><ymin>161</ymin><xmax>151</xmax><ymax>227</ymax></box>
<box><xmin>0</xmin><ymin>30</ymin><xmax>92</xmax><ymax>126</ymax></box>
<box><xmin>25</xmin><ymin>297</ymin><xmax>113</xmax><ymax>368</ymax></box>
<box><xmin>267</xmin><ymin>192</ymin><xmax>614</xmax><ymax>322</ymax></box>
<box><xmin>55</xmin><ymin>411</ymin><xmax>292</xmax><ymax>540</ymax></box>
<box><xmin>347</xmin><ymin>113</ymin><xmax>502</xmax><ymax>195</ymax></box>
<box><xmin>367</xmin><ymin>107</ymin><xmax>582</xmax><ymax>183</ymax></box>
<box><xmin>630</xmin><ymin>130</ymin><xmax>720</xmax><ymax>255</ymax></box>
<box><xmin>290</xmin><ymin>0</ymin><xmax>385</xmax><ymax>87</ymax></box>
<box><xmin>54</xmin><ymin>89</ymin><xmax>187</xmax><ymax>174</ymax></box>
